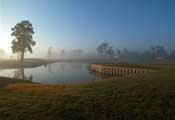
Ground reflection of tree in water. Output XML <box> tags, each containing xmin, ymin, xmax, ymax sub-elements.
<box><xmin>69</xmin><ymin>64</ymin><xmax>82</xmax><ymax>70</ymax></box>
<box><xmin>44</xmin><ymin>63</ymin><xmax>60</xmax><ymax>73</ymax></box>
<box><xmin>45</xmin><ymin>64</ymin><xmax>54</xmax><ymax>73</ymax></box>
<box><xmin>13</xmin><ymin>67</ymin><xmax>33</xmax><ymax>81</ymax></box>
<box><xmin>45</xmin><ymin>63</ymin><xmax>83</xmax><ymax>73</ymax></box>
<box><xmin>60</xmin><ymin>64</ymin><xmax>65</xmax><ymax>72</ymax></box>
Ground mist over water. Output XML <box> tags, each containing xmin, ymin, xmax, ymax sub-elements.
<box><xmin>0</xmin><ymin>62</ymin><xmax>100</xmax><ymax>84</ymax></box>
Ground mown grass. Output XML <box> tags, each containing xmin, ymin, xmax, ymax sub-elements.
<box><xmin>0</xmin><ymin>77</ymin><xmax>33</xmax><ymax>88</ymax></box>
<box><xmin>0</xmin><ymin>59</ymin><xmax>56</xmax><ymax>69</ymax></box>
<box><xmin>0</xmin><ymin>68</ymin><xmax>175</xmax><ymax>120</ymax></box>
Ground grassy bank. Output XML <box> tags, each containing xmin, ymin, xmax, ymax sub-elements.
<box><xmin>0</xmin><ymin>58</ymin><xmax>56</xmax><ymax>69</ymax></box>
<box><xmin>0</xmin><ymin>68</ymin><xmax>175</xmax><ymax>120</ymax></box>
<box><xmin>0</xmin><ymin>77</ymin><xmax>33</xmax><ymax>88</ymax></box>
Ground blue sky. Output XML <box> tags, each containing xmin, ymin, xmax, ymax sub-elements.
<box><xmin>0</xmin><ymin>0</ymin><xmax>175</xmax><ymax>57</ymax></box>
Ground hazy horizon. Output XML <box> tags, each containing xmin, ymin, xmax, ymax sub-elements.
<box><xmin>0</xmin><ymin>0</ymin><xmax>175</xmax><ymax>58</ymax></box>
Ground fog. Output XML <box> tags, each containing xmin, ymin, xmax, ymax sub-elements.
<box><xmin>31</xmin><ymin>43</ymin><xmax>175</xmax><ymax>62</ymax></box>
<box><xmin>1</xmin><ymin>41</ymin><xmax>175</xmax><ymax>63</ymax></box>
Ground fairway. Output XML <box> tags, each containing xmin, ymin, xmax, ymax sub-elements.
<box><xmin>0</xmin><ymin>66</ymin><xmax>174</xmax><ymax>120</ymax></box>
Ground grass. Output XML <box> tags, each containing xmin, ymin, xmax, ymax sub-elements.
<box><xmin>0</xmin><ymin>76</ymin><xmax>33</xmax><ymax>88</ymax></box>
<box><xmin>0</xmin><ymin>68</ymin><xmax>175</xmax><ymax>119</ymax></box>
<box><xmin>0</xmin><ymin>58</ymin><xmax>56</xmax><ymax>69</ymax></box>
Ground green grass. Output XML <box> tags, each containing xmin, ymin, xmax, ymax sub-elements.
<box><xmin>0</xmin><ymin>59</ymin><xmax>56</xmax><ymax>69</ymax></box>
<box><xmin>0</xmin><ymin>68</ymin><xmax>175</xmax><ymax>120</ymax></box>
<box><xmin>0</xmin><ymin>77</ymin><xmax>34</xmax><ymax>88</ymax></box>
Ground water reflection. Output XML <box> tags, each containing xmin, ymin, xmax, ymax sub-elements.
<box><xmin>45</xmin><ymin>64</ymin><xmax>54</xmax><ymax>73</ymax></box>
<box><xmin>90</xmin><ymin>70</ymin><xmax>131</xmax><ymax>79</ymax></box>
<box><xmin>60</xmin><ymin>63</ymin><xmax>65</xmax><ymax>72</ymax></box>
<box><xmin>0</xmin><ymin>62</ymin><xmax>101</xmax><ymax>84</ymax></box>
<box><xmin>69</xmin><ymin>63</ymin><xmax>82</xmax><ymax>70</ymax></box>
<box><xmin>46</xmin><ymin>63</ymin><xmax>83</xmax><ymax>73</ymax></box>
<box><xmin>13</xmin><ymin>66</ymin><xmax>33</xmax><ymax>81</ymax></box>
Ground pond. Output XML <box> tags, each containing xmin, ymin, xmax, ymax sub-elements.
<box><xmin>0</xmin><ymin>62</ymin><xmax>102</xmax><ymax>84</ymax></box>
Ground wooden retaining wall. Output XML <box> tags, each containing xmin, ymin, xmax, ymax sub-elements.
<box><xmin>90</xmin><ymin>64</ymin><xmax>153</xmax><ymax>77</ymax></box>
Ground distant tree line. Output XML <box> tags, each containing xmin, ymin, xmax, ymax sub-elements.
<box><xmin>97</xmin><ymin>42</ymin><xmax>175</xmax><ymax>62</ymax></box>
<box><xmin>97</xmin><ymin>43</ymin><xmax>115</xmax><ymax>59</ymax></box>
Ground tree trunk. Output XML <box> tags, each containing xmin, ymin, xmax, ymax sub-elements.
<box><xmin>21</xmin><ymin>67</ymin><xmax>25</xmax><ymax>80</ymax></box>
<box><xmin>21</xmin><ymin>50</ymin><xmax>24</xmax><ymax>63</ymax></box>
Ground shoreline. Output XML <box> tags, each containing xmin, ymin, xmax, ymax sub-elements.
<box><xmin>0</xmin><ymin>58</ymin><xmax>57</xmax><ymax>69</ymax></box>
<box><xmin>0</xmin><ymin>76</ymin><xmax>35</xmax><ymax>88</ymax></box>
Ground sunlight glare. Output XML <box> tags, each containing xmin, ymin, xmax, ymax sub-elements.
<box><xmin>0</xmin><ymin>26</ymin><xmax>12</xmax><ymax>57</ymax></box>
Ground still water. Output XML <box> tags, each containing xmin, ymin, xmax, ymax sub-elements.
<box><xmin>0</xmin><ymin>62</ymin><xmax>101</xmax><ymax>84</ymax></box>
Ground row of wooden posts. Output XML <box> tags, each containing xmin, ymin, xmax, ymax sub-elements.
<box><xmin>90</xmin><ymin>64</ymin><xmax>152</xmax><ymax>77</ymax></box>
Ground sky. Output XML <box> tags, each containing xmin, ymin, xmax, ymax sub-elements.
<box><xmin>0</xmin><ymin>0</ymin><xmax>175</xmax><ymax>58</ymax></box>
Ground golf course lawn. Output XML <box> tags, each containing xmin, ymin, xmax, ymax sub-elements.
<box><xmin>0</xmin><ymin>68</ymin><xmax>175</xmax><ymax>120</ymax></box>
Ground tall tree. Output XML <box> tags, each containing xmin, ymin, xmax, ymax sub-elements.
<box><xmin>97</xmin><ymin>43</ymin><xmax>115</xmax><ymax>58</ymax></box>
<box><xmin>105</xmin><ymin>46</ymin><xmax>115</xmax><ymax>58</ymax></box>
<box><xmin>11</xmin><ymin>20</ymin><xmax>36</xmax><ymax>63</ymax></box>
<box><xmin>150</xmin><ymin>46</ymin><xmax>167</xmax><ymax>59</ymax></box>
<box><xmin>167</xmin><ymin>50</ymin><xmax>175</xmax><ymax>60</ymax></box>
<box><xmin>48</xmin><ymin>46</ymin><xmax>53</xmax><ymax>59</ymax></box>
<box><xmin>97</xmin><ymin>43</ymin><xmax>108</xmax><ymax>57</ymax></box>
